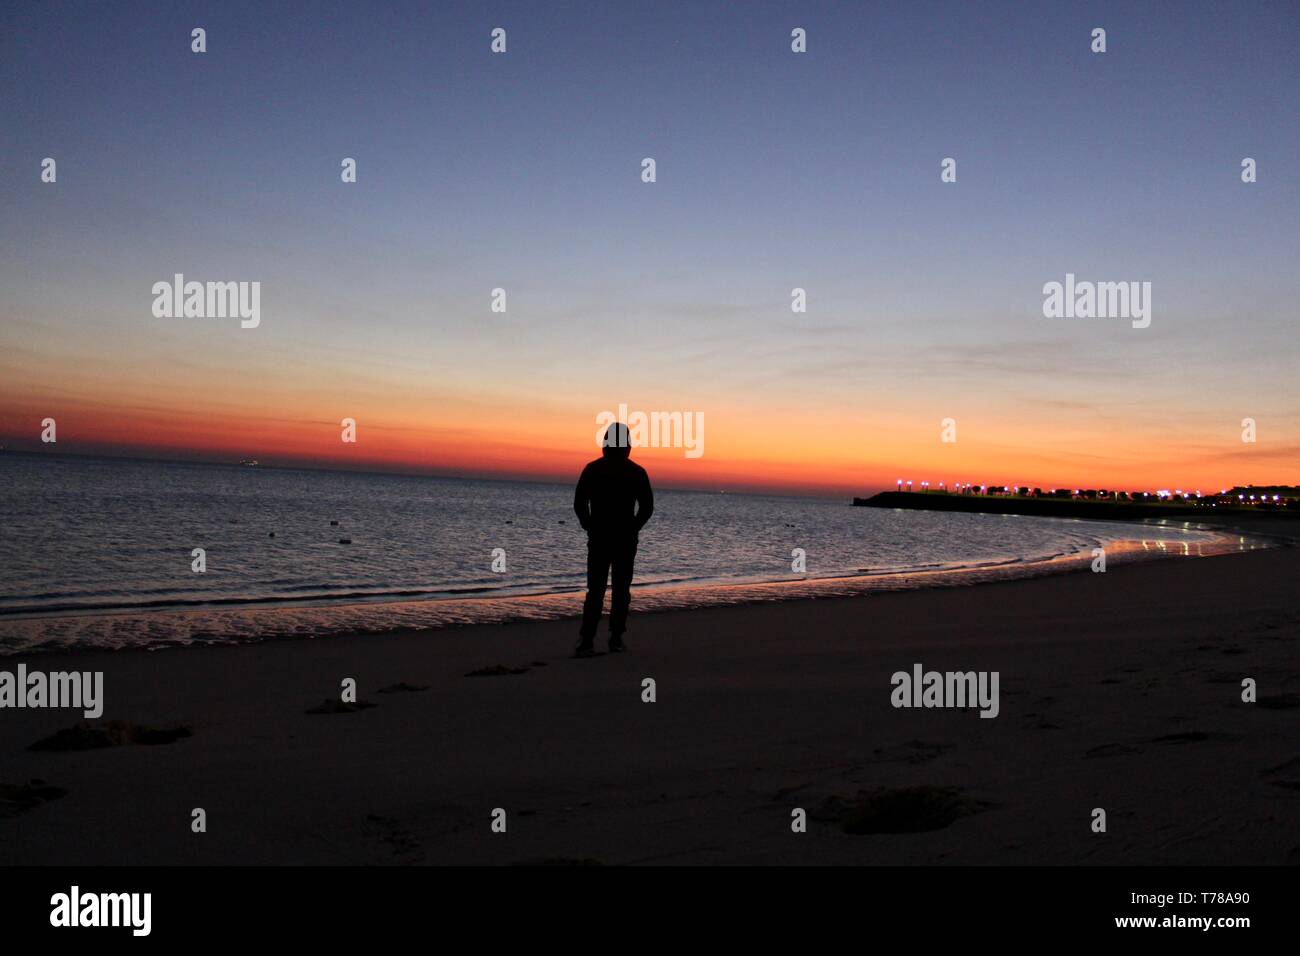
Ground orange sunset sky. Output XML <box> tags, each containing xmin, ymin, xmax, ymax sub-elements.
<box><xmin>3</xmin><ymin>2</ymin><xmax>1297</xmax><ymax>497</ymax></box>
<box><xmin>1</xmin><ymin>316</ymin><xmax>1295</xmax><ymax>498</ymax></box>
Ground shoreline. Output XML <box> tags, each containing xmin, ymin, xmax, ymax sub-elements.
<box><xmin>1</xmin><ymin>545</ymin><xmax>1296</xmax><ymax>865</ymax></box>
<box><xmin>0</xmin><ymin>522</ymin><xmax>1269</xmax><ymax>657</ymax></box>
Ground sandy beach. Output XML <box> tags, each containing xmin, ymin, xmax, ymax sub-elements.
<box><xmin>2</xmin><ymin>544</ymin><xmax>1297</xmax><ymax>866</ymax></box>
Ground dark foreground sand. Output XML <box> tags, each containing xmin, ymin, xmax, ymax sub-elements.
<box><xmin>2</xmin><ymin>546</ymin><xmax>1297</xmax><ymax>865</ymax></box>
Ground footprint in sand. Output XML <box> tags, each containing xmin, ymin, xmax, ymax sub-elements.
<box><xmin>814</xmin><ymin>785</ymin><xmax>996</xmax><ymax>834</ymax></box>
<box><xmin>510</xmin><ymin>857</ymin><xmax>604</xmax><ymax>866</ymax></box>
<box><xmin>28</xmin><ymin>721</ymin><xmax>191</xmax><ymax>751</ymax></box>
<box><xmin>0</xmin><ymin>780</ymin><xmax>68</xmax><ymax>817</ymax></box>
<box><xmin>465</xmin><ymin>664</ymin><xmax>531</xmax><ymax>677</ymax></box>
<box><xmin>306</xmin><ymin>699</ymin><xmax>377</xmax><ymax>714</ymax></box>
<box><xmin>364</xmin><ymin>813</ymin><xmax>425</xmax><ymax>864</ymax></box>
<box><xmin>1085</xmin><ymin>742</ymin><xmax>1143</xmax><ymax>759</ymax></box>
<box><xmin>868</xmin><ymin>740</ymin><xmax>954</xmax><ymax>765</ymax></box>
<box><xmin>1150</xmin><ymin>731</ymin><xmax>1242</xmax><ymax>745</ymax></box>
<box><xmin>1258</xmin><ymin>692</ymin><xmax>1300</xmax><ymax>710</ymax></box>
<box><xmin>1260</xmin><ymin>757</ymin><xmax>1300</xmax><ymax>791</ymax></box>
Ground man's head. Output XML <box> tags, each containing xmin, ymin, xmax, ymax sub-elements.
<box><xmin>601</xmin><ymin>422</ymin><xmax>632</xmax><ymax>459</ymax></box>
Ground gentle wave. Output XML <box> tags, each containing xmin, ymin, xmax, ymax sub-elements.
<box><xmin>0</xmin><ymin>531</ymin><xmax>1268</xmax><ymax>655</ymax></box>
<box><xmin>0</xmin><ymin>454</ymin><xmax>1264</xmax><ymax>654</ymax></box>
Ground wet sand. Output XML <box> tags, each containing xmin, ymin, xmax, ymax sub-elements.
<box><xmin>1</xmin><ymin>546</ymin><xmax>1297</xmax><ymax>865</ymax></box>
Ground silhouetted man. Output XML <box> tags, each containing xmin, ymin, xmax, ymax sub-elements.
<box><xmin>573</xmin><ymin>422</ymin><xmax>654</xmax><ymax>656</ymax></box>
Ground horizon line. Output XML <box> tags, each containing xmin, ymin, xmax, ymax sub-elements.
<box><xmin>1</xmin><ymin>445</ymin><xmax>1288</xmax><ymax>502</ymax></box>
<box><xmin>0</xmin><ymin>447</ymin><xmax>848</xmax><ymax>500</ymax></box>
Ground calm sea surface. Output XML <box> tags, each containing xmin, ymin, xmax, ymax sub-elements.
<box><xmin>0</xmin><ymin>454</ymin><xmax>1250</xmax><ymax>652</ymax></box>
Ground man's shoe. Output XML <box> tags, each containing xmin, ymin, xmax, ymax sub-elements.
<box><xmin>574</xmin><ymin>640</ymin><xmax>596</xmax><ymax>659</ymax></box>
<box><xmin>608</xmin><ymin>636</ymin><xmax>628</xmax><ymax>653</ymax></box>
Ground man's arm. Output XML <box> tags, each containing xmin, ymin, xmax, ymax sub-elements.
<box><xmin>633</xmin><ymin>469</ymin><xmax>654</xmax><ymax>532</ymax></box>
<box><xmin>573</xmin><ymin>467</ymin><xmax>591</xmax><ymax>530</ymax></box>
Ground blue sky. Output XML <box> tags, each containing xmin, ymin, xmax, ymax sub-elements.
<box><xmin>1</xmin><ymin>0</ymin><xmax>1297</xmax><ymax>492</ymax></box>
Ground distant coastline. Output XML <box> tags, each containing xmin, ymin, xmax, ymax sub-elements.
<box><xmin>854</xmin><ymin>490</ymin><xmax>1298</xmax><ymax>523</ymax></box>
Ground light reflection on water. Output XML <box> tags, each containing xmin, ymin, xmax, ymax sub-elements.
<box><xmin>0</xmin><ymin>454</ymin><xmax>1258</xmax><ymax>653</ymax></box>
